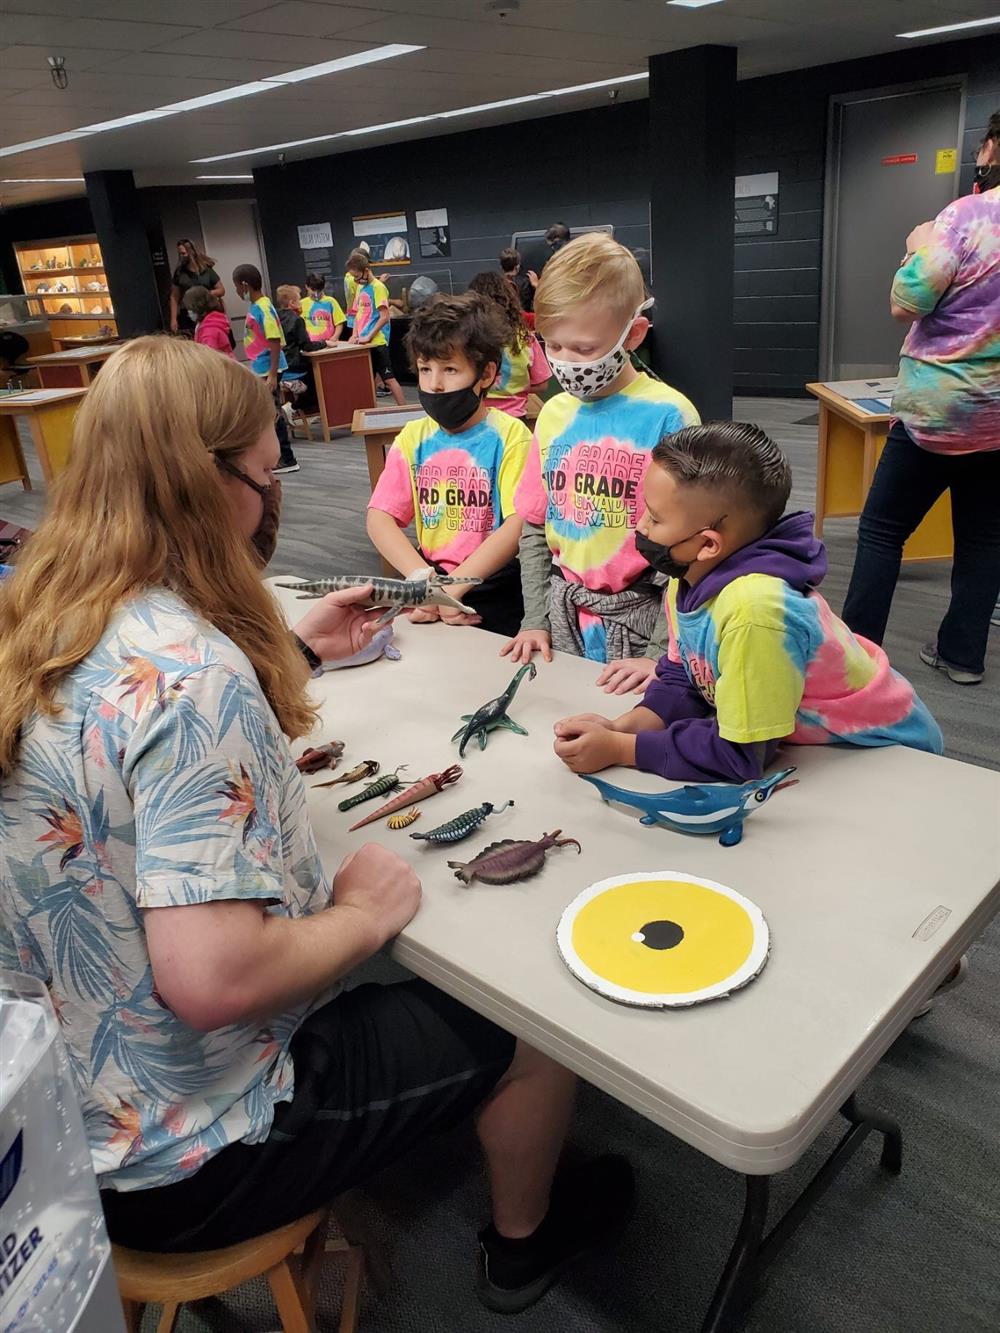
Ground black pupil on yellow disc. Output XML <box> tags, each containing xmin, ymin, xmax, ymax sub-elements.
<box><xmin>638</xmin><ymin>920</ymin><xmax>684</xmax><ymax>950</ymax></box>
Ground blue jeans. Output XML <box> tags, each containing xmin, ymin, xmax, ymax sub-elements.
<box><xmin>843</xmin><ymin>422</ymin><xmax>1000</xmax><ymax>673</ymax></box>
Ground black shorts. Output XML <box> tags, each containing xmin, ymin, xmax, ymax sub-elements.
<box><xmin>433</xmin><ymin>558</ymin><xmax>524</xmax><ymax>639</ymax></box>
<box><xmin>100</xmin><ymin>981</ymin><xmax>515</xmax><ymax>1252</ymax></box>
<box><xmin>368</xmin><ymin>342</ymin><xmax>396</xmax><ymax>382</ymax></box>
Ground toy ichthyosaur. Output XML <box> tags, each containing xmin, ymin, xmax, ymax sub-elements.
<box><xmin>578</xmin><ymin>768</ymin><xmax>798</xmax><ymax>847</ymax></box>
<box><xmin>276</xmin><ymin>572</ymin><xmax>482</xmax><ymax>627</ymax></box>
<box><xmin>452</xmin><ymin>663</ymin><xmax>536</xmax><ymax>757</ymax></box>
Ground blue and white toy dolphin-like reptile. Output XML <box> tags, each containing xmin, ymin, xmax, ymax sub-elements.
<box><xmin>578</xmin><ymin>767</ymin><xmax>798</xmax><ymax>846</ymax></box>
<box><xmin>276</xmin><ymin>572</ymin><xmax>483</xmax><ymax>627</ymax></box>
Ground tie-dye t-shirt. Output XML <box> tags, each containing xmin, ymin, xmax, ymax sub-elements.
<box><xmin>515</xmin><ymin>372</ymin><xmax>700</xmax><ymax>590</ymax></box>
<box><xmin>344</xmin><ymin>273</ymin><xmax>358</xmax><ymax>328</ymax></box>
<box><xmin>891</xmin><ymin>187</ymin><xmax>1000</xmax><ymax>454</ymax></box>
<box><xmin>663</xmin><ymin>575</ymin><xmax>943</xmax><ymax>753</ymax></box>
<box><xmin>350</xmin><ymin>279</ymin><xmax>391</xmax><ymax>347</ymax></box>
<box><xmin>301</xmin><ymin>294</ymin><xmax>346</xmax><ymax>341</ymax></box>
<box><xmin>243</xmin><ymin>294</ymin><xmax>288</xmax><ymax>377</ymax></box>
<box><xmin>0</xmin><ymin>590</ymin><xmax>331</xmax><ymax>1191</ymax></box>
<box><xmin>369</xmin><ymin>408</ymin><xmax>531</xmax><ymax>571</ymax></box>
<box><xmin>487</xmin><ymin>335</ymin><xmax>551</xmax><ymax>418</ymax></box>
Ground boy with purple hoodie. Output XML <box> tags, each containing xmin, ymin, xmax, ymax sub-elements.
<box><xmin>553</xmin><ymin>421</ymin><xmax>943</xmax><ymax>783</ymax></box>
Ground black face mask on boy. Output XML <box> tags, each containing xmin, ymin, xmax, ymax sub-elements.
<box><xmin>634</xmin><ymin>517</ymin><xmax>726</xmax><ymax>581</ymax></box>
<box><xmin>417</xmin><ymin>384</ymin><xmax>484</xmax><ymax>432</ymax></box>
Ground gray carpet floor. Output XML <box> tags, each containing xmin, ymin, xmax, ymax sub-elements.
<box><xmin>2</xmin><ymin>397</ymin><xmax>998</xmax><ymax>1332</ymax></box>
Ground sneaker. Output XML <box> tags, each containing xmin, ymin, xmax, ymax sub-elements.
<box><xmin>914</xmin><ymin>954</ymin><xmax>969</xmax><ymax>1018</ymax></box>
<box><xmin>919</xmin><ymin>643</ymin><xmax>984</xmax><ymax>686</ymax></box>
<box><xmin>273</xmin><ymin>461</ymin><xmax>300</xmax><ymax>475</ymax></box>
<box><xmin>476</xmin><ymin>1155</ymin><xmax>634</xmax><ymax>1314</ymax></box>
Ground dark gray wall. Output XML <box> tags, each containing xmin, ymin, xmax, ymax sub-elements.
<box><xmin>253</xmin><ymin>100</ymin><xmax>651</xmax><ymax>309</ymax></box>
<box><xmin>732</xmin><ymin>35</ymin><xmax>1000</xmax><ymax>394</ymax></box>
<box><xmin>254</xmin><ymin>33</ymin><xmax>998</xmax><ymax>399</ymax></box>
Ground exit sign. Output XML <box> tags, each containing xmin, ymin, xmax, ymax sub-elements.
<box><xmin>882</xmin><ymin>154</ymin><xmax>918</xmax><ymax>166</ymax></box>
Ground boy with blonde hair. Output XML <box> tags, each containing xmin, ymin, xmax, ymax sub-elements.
<box><xmin>503</xmin><ymin>233</ymin><xmax>700</xmax><ymax>693</ymax></box>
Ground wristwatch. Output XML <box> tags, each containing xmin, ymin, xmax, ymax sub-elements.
<box><xmin>293</xmin><ymin>633</ymin><xmax>322</xmax><ymax>673</ymax></box>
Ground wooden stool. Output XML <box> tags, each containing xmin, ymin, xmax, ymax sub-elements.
<box><xmin>113</xmin><ymin>1208</ymin><xmax>363</xmax><ymax>1333</ymax></box>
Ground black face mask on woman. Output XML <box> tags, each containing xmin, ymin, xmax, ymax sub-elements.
<box><xmin>974</xmin><ymin>162</ymin><xmax>1000</xmax><ymax>194</ymax></box>
<box><xmin>215</xmin><ymin>456</ymin><xmax>283</xmax><ymax>568</ymax></box>
<box><xmin>417</xmin><ymin>383</ymin><xmax>484</xmax><ymax>432</ymax></box>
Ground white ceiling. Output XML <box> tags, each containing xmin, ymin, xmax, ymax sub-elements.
<box><xmin>0</xmin><ymin>0</ymin><xmax>994</xmax><ymax>206</ymax></box>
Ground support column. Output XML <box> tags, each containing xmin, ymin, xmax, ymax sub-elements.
<box><xmin>83</xmin><ymin>170</ymin><xmax>161</xmax><ymax>337</ymax></box>
<box><xmin>648</xmin><ymin>45</ymin><xmax>737</xmax><ymax>421</ymax></box>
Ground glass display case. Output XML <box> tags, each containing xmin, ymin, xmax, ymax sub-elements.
<box><xmin>12</xmin><ymin>236</ymin><xmax>118</xmax><ymax>339</ymax></box>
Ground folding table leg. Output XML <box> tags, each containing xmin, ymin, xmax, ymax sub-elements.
<box><xmin>700</xmin><ymin>1175</ymin><xmax>769</xmax><ymax>1333</ymax></box>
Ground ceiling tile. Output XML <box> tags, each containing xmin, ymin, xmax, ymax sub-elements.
<box><xmin>217</xmin><ymin>2</ymin><xmax>378</xmax><ymax>37</ymax></box>
<box><xmin>147</xmin><ymin>29</ymin><xmax>377</xmax><ymax>64</ymax></box>
<box><xmin>0</xmin><ymin>11</ymin><xmax>200</xmax><ymax>51</ymax></box>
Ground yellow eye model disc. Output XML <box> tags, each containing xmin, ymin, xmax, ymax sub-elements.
<box><xmin>556</xmin><ymin>872</ymin><xmax>769</xmax><ymax>1008</ymax></box>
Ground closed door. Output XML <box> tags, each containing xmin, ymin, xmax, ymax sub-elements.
<box><xmin>197</xmin><ymin>199</ymin><xmax>267</xmax><ymax>357</ymax></box>
<box><xmin>824</xmin><ymin>83</ymin><xmax>963</xmax><ymax>379</ymax></box>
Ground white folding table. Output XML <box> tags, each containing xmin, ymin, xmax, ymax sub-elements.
<box><xmin>270</xmin><ymin>578</ymin><xmax>1000</xmax><ymax>1331</ymax></box>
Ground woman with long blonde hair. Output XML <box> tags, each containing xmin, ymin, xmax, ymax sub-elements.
<box><xmin>0</xmin><ymin>337</ymin><xmax>597</xmax><ymax>1310</ymax></box>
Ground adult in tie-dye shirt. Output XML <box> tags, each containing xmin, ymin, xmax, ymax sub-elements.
<box><xmin>844</xmin><ymin>168</ymin><xmax>1000</xmax><ymax>682</ymax></box>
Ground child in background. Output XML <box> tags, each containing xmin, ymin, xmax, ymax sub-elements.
<box><xmin>554</xmin><ymin>422</ymin><xmax>943</xmax><ymax>781</ymax></box>
<box><xmin>366</xmin><ymin>293</ymin><xmax>531</xmax><ymax>637</ymax></box>
<box><xmin>467</xmin><ymin>270</ymin><xmax>550</xmax><ymax>418</ymax></box>
<box><xmin>274</xmin><ymin>284</ymin><xmax>336</xmax><ymax>415</ymax></box>
<box><xmin>342</xmin><ymin>249</ymin><xmax>367</xmax><ymax>339</ymax></box>
<box><xmin>231</xmin><ymin>263</ymin><xmax>299</xmax><ymax>474</ymax></box>
<box><xmin>300</xmin><ymin>273</ymin><xmax>345</xmax><ymax>342</ymax></box>
<box><xmin>183</xmin><ymin>286</ymin><xmax>234</xmax><ymax>358</ymax></box>
<box><xmin>499</xmin><ymin>246</ymin><xmax>537</xmax><ymax>320</ymax></box>
<box><xmin>503</xmin><ymin>233</ymin><xmax>700</xmax><ymax>693</ymax></box>
<box><xmin>346</xmin><ymin>252</ymin><xmax>406</xmax><ymax>406</ymax></box>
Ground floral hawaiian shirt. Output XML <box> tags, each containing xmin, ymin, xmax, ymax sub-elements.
<box><xmin>0</xmin><ymin>590</ymin><xmax>330</xmax><ymax>1191</ymax></box>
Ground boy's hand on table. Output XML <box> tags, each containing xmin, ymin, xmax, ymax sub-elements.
<box><xmin>440</xmin><ymin>606</ymin><xmax>482</xmax><ymax>626</ymax></box>
<box><xmin>554</xmin><ymin>713</ymin><xmax>616</xmax><ymax>737</ymax></box>
<box><xmin>554</xmin><ymin>719</ymin><xmax>634</xmax><ymax>774</ymax></box>
<box><xmin>595</xmin><ymin>657</ymin><xmax>656</xmax><ymax>695</ymax></box>
<box><xmin>501</xmin><ymin>629</ymin><xmax>552</xmax><ymax>663</ymax></box>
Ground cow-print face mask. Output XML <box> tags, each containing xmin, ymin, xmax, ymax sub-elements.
<box><xmin>546</xmin><ymin>299</ymin><xmax>653</xmax><ymax>400</ymax></box>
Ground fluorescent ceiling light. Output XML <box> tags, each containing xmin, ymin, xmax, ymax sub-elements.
<box><xmin>193</xmin><ymin>72</ymin><xmax>649</xmax><ymax>163</ymax></box>
<box><xmin>196</xmin><ymin>174</ymin><xmax>255</xmax><ymax>180</ymax></box>
<box><xmin>667</xmin><ymin>1</ymin><xmax>727</xmax><ymax>8</ymax></box>
<box><xmin>1</xmin><ymin>177</ymin><xmax>84</xmax><ymax>183</ymax></box>
<box><xmin>0</xmin><ymin>45</ymin><xmax>422</xmax><ymax>161</ymax></box>
<box><xmin>898</xmin><ymin>15</ymin><xmax>1000</xmax><ymax>38</ymax></box>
